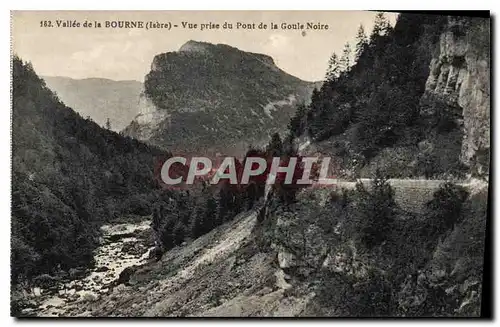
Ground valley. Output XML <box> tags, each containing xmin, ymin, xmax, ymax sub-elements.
<box><xmin>11</xmin><ymin>11</ymin><xmax>490</xmax><ymax>318</ymax></box>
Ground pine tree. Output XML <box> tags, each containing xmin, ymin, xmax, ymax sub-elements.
<box><xmin>339</xmin><ymin>43</ymin><xmax>352</xmax><ymax>73</ymax></box>
<box><xmin>190</xmin><ymin>204</ymin><xmax>206</xmax><ymax>239</ymax></box>
<box><xmin>288</xmin><ymin>103</ymin><xmax>307</xmax><ymax>137</ymax></box>
<box><xmin>358</xmin><ymin>170</ymin><xmax>396</xmax><ymax>249</ymax></box>
<box><xmin>266</xmin><ymin>132</ymin><xmax>283</xmax><ymax>157</ymax></box>
<box><xmin>172</xmin><ymin>221</ymin><xmax>186</xmax><ymax>246</ymax></box>
<box><xmin>205</xmin><ymin>196</ymin><xmax>218</xmax><ymax>229</ymax></box>
<box><xmin>325</xmin><ymin>52</ymin><xmax>340</xmax><ymax>82</ymax></box>
<box><xmin>371</xmin><ymin>12</ymin><xmax>391</xmax><ymax>39</ymax></box>
<box><xmin>355</xmin><ymin>24</ymin><xmax>368</xmax><ymax>62</ymax></box>
<box><xmin>105</xmin><ymin>118</ymin><xmax>111</xmax><ymax>130</ymax></box>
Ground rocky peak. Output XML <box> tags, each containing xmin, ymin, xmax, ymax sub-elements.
<box><xmin>125</xmin><ymin>42</ymin><xmax>316</xmax><ymax>156</ymax></box>
<box><xmin>178</xmin><ymin>40</ymin><xmax>213</xmax><ymax>53</ymax></box>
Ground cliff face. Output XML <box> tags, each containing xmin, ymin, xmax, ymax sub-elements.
<box><xmin>123</xmin><ymin>40</ymin><xmax>318</xmax><ymax>156</ymax></box>
<box><xmin>423</xmin><ymin>16</ymin><xmax>490</xmax><ymax>175</ymax></box>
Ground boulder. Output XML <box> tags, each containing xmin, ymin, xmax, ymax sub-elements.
<box><xmin>117</xmin><ymin>266</ymin><xmax>136</xmax><ymax>285</ymax></box>
<box><xmin>277</xmin><ymin>249</ymin><xmax>296</xmax><ymax>269</ymax></box>
<box><xmin>95</xmin><ymin>266</ymin><xmax>109</xmax><ymax>273</ymax></box>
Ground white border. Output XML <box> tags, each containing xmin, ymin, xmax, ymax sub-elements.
<box><xmin>2</xmin><ymin>1</ymin><xmax>497</xmax><ymax>326</ymax></box>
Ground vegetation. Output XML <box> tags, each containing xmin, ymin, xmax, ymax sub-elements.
<box><xmin>273</xmin><ymin>14</ymin><xmax>488</xmax><ymax>316</ymax></box>
<box><xmin>344</xmin><ymin>171</ymin><xmax>396</xmax><ymax>250</ymax></box>
<box><xmin>291</xmin><ymin>12</ymin><xmax>468</xmax><ymax>178</ymax></box>
<box><xmin>311</xmin><ymin>179</ymin><xmax>485</xmax><ymax>317</ymax></box>
<box><xmin>125</xmin><ymin>41</ymin><xmax>316</xmax><ymax>156</ymax></box>
<box><xmin>11</xmin><ymin>57</ymin><xmax>168</xmax><ymax>285</ymax></box>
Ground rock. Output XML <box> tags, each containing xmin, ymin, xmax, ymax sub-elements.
<box><xmin>32</xmin><ymin>274</ymin><xmax>61</xmax><ymax>289</ymax></box>
<box><xmin>95</xmin><ymin>266</ymin><xmax>109</xmax><ymax>273</ymax></box>
<box><xmin>121</xmin><ymin>242</ymin><xmax>146</xmax><ymax>256</ymax></box>
<box><xmin>70</xmin><ymin>294</ymin><xmax>80</xmax><ymax>301</ymax></box>
<box><xmin>423</xmin><ymin>16</ymin><xmax>490</xmax><ymax>172</ymax></box>
<box><xmin>117</xmin><ymin>266</ymin><xmax>136</xmax><ymax>285</ymax></box>
<box><xmin>149</xmin><ymin>246</ymin><xmax>164</xmax><ymax>261</ymax></box>
<box><xmin>68</xmin><ymin>268</ymin><xmax>87</xmax><ymax>279</ymax></box>
<box><xmin>275</xmin><ymin>269</ymin><xmax>292</xmax><ymax>290</ymax></box>
<box><xmin>83</xmin><ymin>293</ymin><xmax>98</xmax><ymax>302</ymax></box>
<box><xmin>33</xmin><ymin>287</ymin><xmax>42</xmax><ymax>297</ymax></box>
<box><xmin>277</xmin><ymin>250</ymin><xmax>296</xmax><ymax>269</ymax></box>
<box><xmin>255</xmin><ymin>286</ymin><xmax>273</xmax><ymax>296</ymax></box>
<box><xmin>122</xmin><ymin>41</ymin><xmax>316</xmax><ymax>155</ymax></box>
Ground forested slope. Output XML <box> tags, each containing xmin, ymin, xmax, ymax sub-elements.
<box><xmin>11</xmin><ymin>57</ymin><xmax>166</xmax><ymax>283</ymax></box>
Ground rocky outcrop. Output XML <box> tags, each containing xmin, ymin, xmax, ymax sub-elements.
<box><xmin>126</xmin><ymin>90</ymin><xmax>171</xmax><ymax>140</ymax></box>
<box><xmin>123</xmin><ymin>40</ymin><xmax>318</xmax><ymax>156</ymax></box>
<box><xmin>423</xmin><ymin>16</ymin><xmax>490</xmax><ymax>175</ymax></box>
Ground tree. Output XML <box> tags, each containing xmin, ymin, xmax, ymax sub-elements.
<box><xmin>325</xmin><ymin>52</ymin><xmax>341</xmax><ymax>82</ymax></box>
<box><xmin>172</xmin><ymin>221</ymin><xmax>186</xmax><ymax>246</ymax></box>
<box><xmin>339</xmin><ymin>43</ymin><xmax>352</xmax><ymax>74</ymax></box>
<box><xmin>190</xmin><ymin>204</ymin><xmax>206</xmax><ymax>239</ymax></box>
<box><xmin>288</xmin><ymin>104</ymin><xmax>307</xmax><ymax>137</ymax></box>
<box><xmin>355</xmin><ymin>24</ymin><xmax>368</xmax><ymax>62</ymax></box>
<box><xmin>105</xmin><ymin>118</ymin><xmax>111</xmax><ymax>130</ymax></box>
<box><xmin>205</xmin><ymin>196</ymin><xmax>218</xmax><ymax>229</ymax></box>
<box><xmin>371</xmin><ymin>12</ymin><xmax>391</xmax><ymax>39</ymax></box>
<box><xmin>346</xmin><ymin>170</ymin><xmax>396</xmax><ymax>250</ymax></box>
<box><xmin>424</xmin><ymin>182</ymin><xmax>469</xmax><ymax>237</ymax></box>
<box><xmin>266</xmin><ymin>132</ymin><xmax>283</xmax><ymax>157</ymax></box>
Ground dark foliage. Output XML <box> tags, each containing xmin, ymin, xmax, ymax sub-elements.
<box><xmin>151</xmin><ymin>182</ymin><xmax>245</xmax><ymax>254</ymax></box>
<box><xmin>348</xmin><ymin>172</ymin><xmax>397</xmax><ymax>250</ymax></box>
<box><xmin>314</xmin><ymin>179</ymin><xmax>486</xmax><ymax>317</ymax></box>
<box><xmin>11</xmin><ymin>57</ymin><xmax>166</xmax><ymax>284</ymax></box>
<box><xmin>303</xmin><ymin>13</ymin><xmax>457</xmax><ymax>177</ymax></box>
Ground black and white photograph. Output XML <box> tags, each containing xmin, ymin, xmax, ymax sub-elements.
<box><xmin>9</xmin><ymin>10</ymin><xmax>491</xmax><ymax>318</ymax></box>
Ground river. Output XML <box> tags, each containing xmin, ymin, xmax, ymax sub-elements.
<box><xmin>21</xmin><ymin>219</ymin><xmax>154</xmax><ymax>317</ymax></box>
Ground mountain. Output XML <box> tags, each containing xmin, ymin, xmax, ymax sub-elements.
<box><xmin>11</xmin><ymin>58</ymin><xmax>165</xmax><ymax>286</ymax></box>
<box><xmin>42</xmin><ymin>76</ymin><xmax>142</xmax><ymax>131</ymax></box>
<box><xmin>302</xmin><ymin>14</ymin><xmax>490</xmax><ymax>180</ymax></box>
<box><xmin>123</xmin><ymin>40</ymin><xmax>319</xmax><ymax>156</ymax></box>
<box><xmin>11</xmin><ymin>56</ymin><xmax>254</xmax><ymax>315</ymax></box>
<box><xmin>49</xmin><ymin>13</ymin><xmax>488</xmax><ymax>318</ymax></box>
<box><xmin>11</xmin><ymin>12</ymin><xmax>489</xmax><ymax>318</ymax></box>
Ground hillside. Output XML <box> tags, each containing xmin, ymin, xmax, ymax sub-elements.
<box><xmin>50</xmin><ymin>12</ymin><xmax>489</xmax><ymax>318</ymax></box>
<box><xmin>11</xmin><ymin>12</ymin><xmax>490</xmax><ymax>318</ymax></box>
<box><xmin>33</xmin><ymin>179</ymin><xmax>488</xmax><ymax>317</ymax></box>
<box><xmin>11</xmin><ymin>57</ymin><xmax>165</xmax><ymax>286</ymax></box>
<box><xmin>11</xmin><ymin>57</ymin><xmax>255</xmax><ymax>316</ymax></box>
<box><xmin>42</xmin><ymin>76</ymin><xmax>142</xmax><ymax>131</ymax></box>
<box><xmin>123</xmin><ymin>40</ymin><xmax>319</xmax><ymax>156</ymax></box>
<box><xmin>301</xmin><ymin>14</ymin><xmax>490</xmax><ymax>180</ymax></box>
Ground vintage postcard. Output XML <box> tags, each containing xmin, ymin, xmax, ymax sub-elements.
<box><xmin>10</xmin><ymin>10</ymin><xmax>490</xmax><ymax>317</ymax></box>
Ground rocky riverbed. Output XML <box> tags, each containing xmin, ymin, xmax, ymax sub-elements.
<box><xmin>21</xmin><ymin>219</ymin><xmax>154</xmax><ymax>317</ymax></box>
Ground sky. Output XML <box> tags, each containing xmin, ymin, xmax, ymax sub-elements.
<box><xmin>12</xmin><ymin>11</ymin><xmax>398</xmax><ymax>82</ymax></box>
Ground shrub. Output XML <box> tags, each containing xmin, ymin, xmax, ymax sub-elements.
<box><xmin>345</xmin><ymin>171</ymin><xmax>397</xmax><ymax>250</ymax></box>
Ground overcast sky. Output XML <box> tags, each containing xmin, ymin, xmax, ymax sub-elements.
<box><xmin>12</xmin><ymin>11</ymin><xmax>398</xmax><ymax>82</ymax></box>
